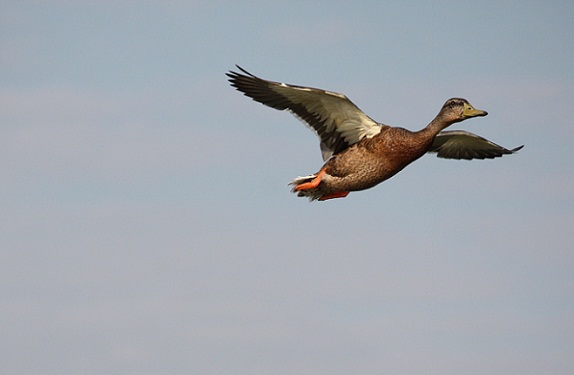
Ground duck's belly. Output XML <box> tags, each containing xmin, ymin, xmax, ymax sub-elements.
<box><xmin>324</xmin><ymin>155</ymin><xmax>415</xmax><ymax>192</ymax></box>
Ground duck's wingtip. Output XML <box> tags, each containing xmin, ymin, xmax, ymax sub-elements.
<box><xmin>228</xmin><ymin>64</ymin><xmax>254</xmax><ymax>77</ymax></box>
<box><xmin>511</xmin><ymin>145</ymin><xmax>524</xmax><ymax>153</ymax></box>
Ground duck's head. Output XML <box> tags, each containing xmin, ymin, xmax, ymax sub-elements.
<box><xmin>440</xmin><ymin>98</ymin><xmax>488</xmax><ymax>124</ymax></box>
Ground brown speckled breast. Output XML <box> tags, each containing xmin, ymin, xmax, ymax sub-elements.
<box><xmin>323</xmin><ymin>127</ymin><xmax>434</xmax><ymax>192</ymax></box>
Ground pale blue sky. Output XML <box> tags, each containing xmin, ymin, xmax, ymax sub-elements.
<box><xmin>1</xmin><ymin>1</ymin><xmax>573</xmax><ymax>374</ymax></box>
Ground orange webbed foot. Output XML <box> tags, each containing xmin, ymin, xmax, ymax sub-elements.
<box><xmin>319</xmin><ymin>191</ymin><xmax>350</xmax><ymax>201</ymax></box>
<box><xmin>294</xmin><ymin>168</ymin><xmax>326</xmax><ymax>191</ymax></box>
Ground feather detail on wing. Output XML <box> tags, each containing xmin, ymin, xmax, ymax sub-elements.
<box><xmin>227</xmin><ymin>65</ymin><xmax>385</xmax><ymax>161</ymax></box>
<box><xmin>428</xmin><ymin>130</ymin><xmax>524</xmax><ymax>160</ymax></box>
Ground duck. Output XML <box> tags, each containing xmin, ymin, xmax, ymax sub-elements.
<box><xmin>227</xmin><ymin>66</ymin><xmax>523</xmax><ymax>201</ymax></box>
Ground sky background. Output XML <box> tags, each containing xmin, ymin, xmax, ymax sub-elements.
<box><xmin>1</xmin><ymin>1</ymin><xmax>573</xmax><ymax>374</ymax></box>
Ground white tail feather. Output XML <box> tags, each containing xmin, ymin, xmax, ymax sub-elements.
<box><xmin>288</xmin><ymin>174</ymin><xmax>323</xmax><ymax>201</ymax></box>
<box><xmin>289</xmin><ymin>174</ymin><xmax>316</xmax><ymax>185</ymax></box>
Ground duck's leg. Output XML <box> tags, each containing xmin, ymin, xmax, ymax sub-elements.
<box><xmin>319</xmin><ymin>191</ymin><xmax>349</xmax><ymax>201</ymax></box>
<box><xmin>294</xmin><ymin>168</ymin><xmax>326</xmax><ymax>192</ymax></box>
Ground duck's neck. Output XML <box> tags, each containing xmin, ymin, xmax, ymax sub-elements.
<box><xmin>419</xmin><ymin>114</ymin><xmax>456</xmax><ymax>139</ymax></box>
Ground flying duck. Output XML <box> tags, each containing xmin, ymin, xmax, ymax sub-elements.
<box><xmin>227</xmin><ymin>66</ymin><xmax>523</xmax><ymax>201</ymax></box>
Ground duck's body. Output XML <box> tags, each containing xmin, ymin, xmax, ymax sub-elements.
<box><xmin>227</xmin><ymin>66</ymin><xmax>523</xmax><ymax>201</ymax></box>
<box><xmin>295</xmin><ymin>127</ymin><xmax>433</xmax><ymax>200</ymax></box>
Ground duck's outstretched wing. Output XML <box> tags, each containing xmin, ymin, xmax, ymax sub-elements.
<box><xmin>227</xmin><ymin>65</ymin><xmax>385</xmax><ymax>160</ymax></box>
<box><xmin>428</xmin><ymin>130</ymin><xmax>524</xmax><ymax>160</ymax></box>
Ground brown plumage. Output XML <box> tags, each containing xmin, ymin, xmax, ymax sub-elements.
<box><xmin>227</xmin><ymin>66</ymin><xmax>523</xmax><ymax>201</ymax></box>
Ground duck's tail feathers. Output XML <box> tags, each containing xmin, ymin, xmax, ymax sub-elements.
<box><xmin>288</xmin><ymin>174</ymin><xmax>323</xmax><ymax>201</ymax></box>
